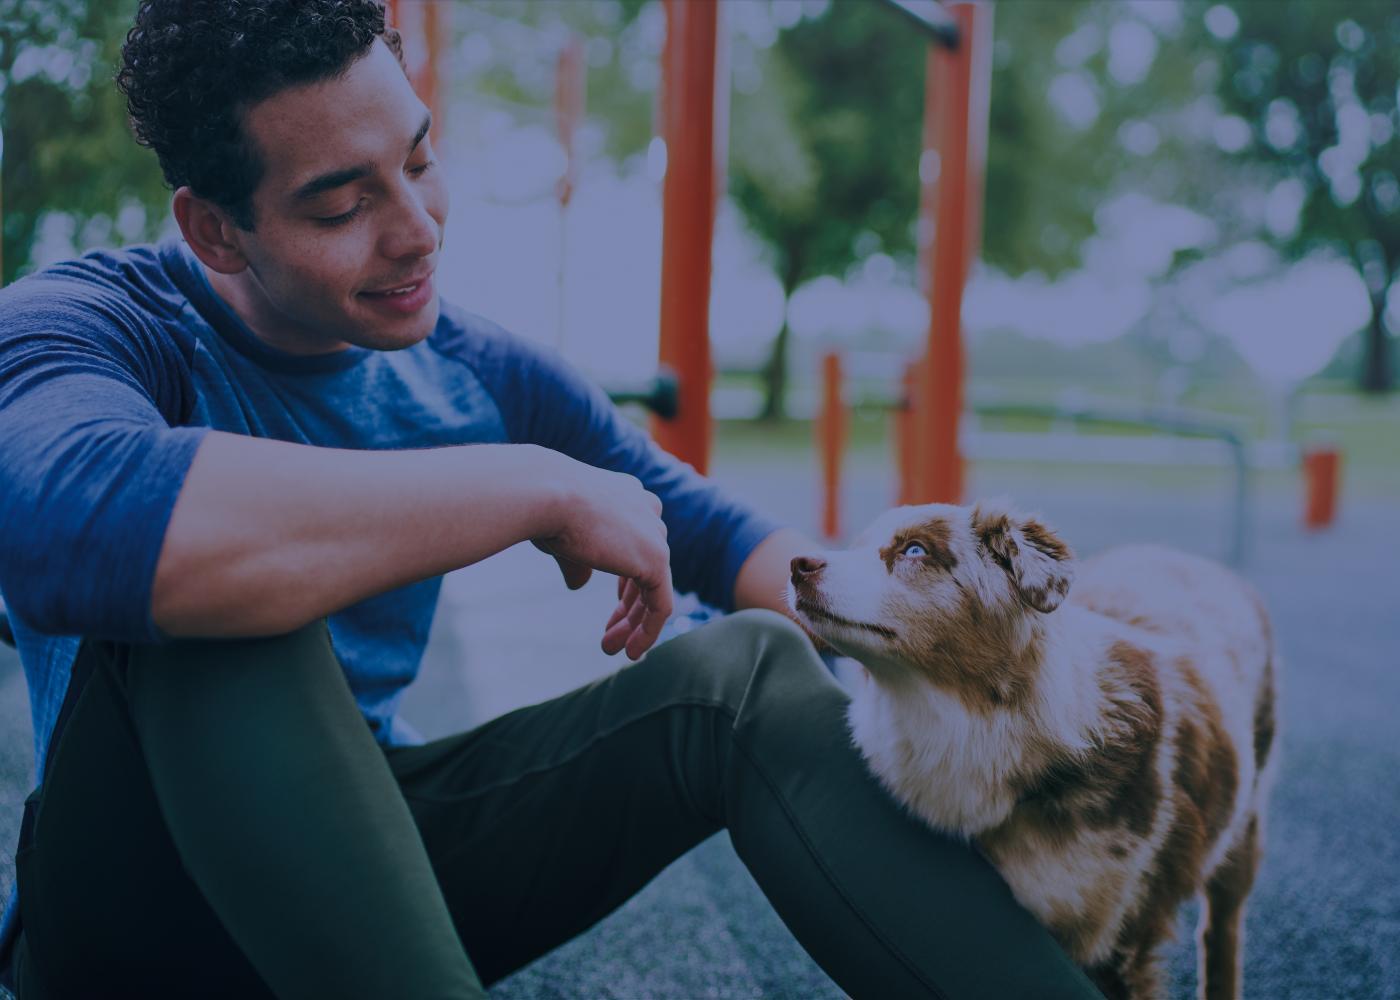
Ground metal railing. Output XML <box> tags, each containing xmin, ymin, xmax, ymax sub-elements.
<box><xmin>965</xmin><ymin>402</ymin><xmax>1253</xmax><ymax>567</ymax></box>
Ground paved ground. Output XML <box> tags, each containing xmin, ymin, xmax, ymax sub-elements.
<box><xmin>2</xmin><ymin>443</ymin><xmax>1397</xmax><ymax>998</ymax></box>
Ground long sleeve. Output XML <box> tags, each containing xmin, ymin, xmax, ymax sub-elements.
<box><xmin>0</xmin><ymin>272</ymin><xmax>208</xmax><ymax>641</ymax></box>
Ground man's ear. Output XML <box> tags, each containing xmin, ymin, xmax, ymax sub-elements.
<box><xmin>172</xmin><ymin>187</ymin><xmax>249</xmax><ymax>276</ymax></box>
<box><xmin>972</xmin><ymin>503</ymin><xmax>1075</xmax><ymax>613</ymax></box>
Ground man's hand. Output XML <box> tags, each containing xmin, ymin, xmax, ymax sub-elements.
<box><xmin>532</xmin><ymin>459</ymin><xmax>674</xmax><ymax>661</ymax></box>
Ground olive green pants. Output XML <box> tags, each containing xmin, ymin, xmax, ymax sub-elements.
<box><xmin>13</xmin><ymin>610</ymin><xmax>1099</xmax><ymax>999</ymax></box>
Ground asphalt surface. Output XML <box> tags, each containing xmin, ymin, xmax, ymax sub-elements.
<box><xmin>1</xmin><ymin>453</ymin><xmax>1396</xmax><ymax>998</ymax></box>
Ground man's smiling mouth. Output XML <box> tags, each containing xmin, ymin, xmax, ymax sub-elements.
<box><xmin>795</xmin><ymin>600</ymin><xmax>897</xmax><ymax>640</ymax></box>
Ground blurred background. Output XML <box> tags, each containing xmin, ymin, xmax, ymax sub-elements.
<box><xmin>1</xmin><ymin>1</ymin><xmax>1398</xmax><ymax>998</ymax></box>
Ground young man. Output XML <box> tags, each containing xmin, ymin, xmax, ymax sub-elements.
<box><xmin>0</xmin><ymin>3</ymin><xmax>1101</xmax><ymax>997</ymax></box>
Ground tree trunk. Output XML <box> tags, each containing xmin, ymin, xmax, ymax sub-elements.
<box><xmin>1360</xmin><ymin>292</ymin><xmax>1393</xmax><ymax>394</ymax></box>
<box><xmin>758</xmin><ymin>317</ymin><xmax>791</xmax><ymax>422</ymax></box>
<box><xmin>759</xmin><ymin>259</ymin><xmax>804</xmax><ymax>422</ymax></box>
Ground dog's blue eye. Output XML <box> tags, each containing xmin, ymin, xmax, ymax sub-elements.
<box><xmin>903</xmin><ymin>543</ymin><xmax>927</xmax><ymax>558</ymax></box>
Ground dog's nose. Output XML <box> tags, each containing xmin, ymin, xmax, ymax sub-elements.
<box><xmin>790</xmin><ymin>556</ymin><xmax>827</xmax><ymax>584</ymax></box>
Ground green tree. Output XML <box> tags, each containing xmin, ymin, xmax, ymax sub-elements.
<box><xmin>1201</xmin><ymin>0</ymin><xmax>1399</xmax><ymax>393</ymax></box>
<box><xmin>1</xmin><ymin>0</ymin><xmax>168</xmax><ymax>285</ymax></box>
<box><xmin>728</xmin><ymin>0</ymin><xmax>1149</xmax><ymax>419</ymax></box>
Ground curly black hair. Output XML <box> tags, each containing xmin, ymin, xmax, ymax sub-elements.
<box><xmin>117</xmin><ymin>0</ymin><xmax>404</xmax><ymax>230</ymax></box>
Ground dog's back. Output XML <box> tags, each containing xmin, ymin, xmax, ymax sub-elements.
<box><xmin>1016</xmin><ymin>545</ymin><xmax>1278</xmax><ymax>999</ymax></box>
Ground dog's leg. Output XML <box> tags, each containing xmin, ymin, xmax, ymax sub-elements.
<box><xmin>1197</xmin><ymin>815</ymin><xmax>1260</xmax><ymax>1000</ymax></box>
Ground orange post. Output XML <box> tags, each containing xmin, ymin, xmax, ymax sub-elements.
<box><xmin>386</xmin><ymin>0</ymin><xmax>444</xmax><ymax>140</ymax></box>
<box><xmin>1302</xmin><ymin>447</ymin><xmax>1342</xmax><ymax>530</ymax></box>
<box><xmin>554</xmin><ymin>37</ymin><xmax>586</xmax><ymax>208</ymax></box>
<box><xmin>420</xmin><ymin>1</ymin><xmax>443</xmax><ymax>139</ymax></box>
<box><xmin>553</xmin><ymin>36</ymin><xmax>586</xmax><ymax>351</ymax></box>
<box><xmin>912</xmin><ymin>2</ymin><xmax>990</xmax><ymax>505</ymax></box>
<box><xmin>818</xmin><ymin>352</ymin><xmax>847</xmax><ymax>540</ymax></box>
<box><xmin>653</xmin><ymin>0</ymin><xmax>721</xmax><ymax>474</ymax></box>
<box><xmin>895</xmin><ymin>360</ymin><xmax>921</xmax><ymax>506</ymax></box>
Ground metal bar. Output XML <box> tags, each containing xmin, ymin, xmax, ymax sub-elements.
<box><xmin>606</xmin><ymin>371</ymin><xmax>679</xmax><ymax>420</ymax></box>
<box><xmin>878</xmin><ymin>0</ymin><xmax>962</xmax><ymax>50</ymax></box>
<box><xmin>970</xmin><ymin>403</ymin><xmax>1252</xmax><ymax>567</ymax></box>
<box><xmin>652</xmin><ymin>0</ymin><xmax>721</xmax><ymax>474</ymax></box>
<box><xmin>818</xmin><ymin>352</ymin><xmax>846</xmax><ymax>540</ymax></box>
<box><xmin>914</xmin><ymin>2</ymin><xmax>984</xmax><ymax>504</ymax></box>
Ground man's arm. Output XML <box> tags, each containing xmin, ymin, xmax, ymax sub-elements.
<box><xmin>733</xmin><ymin>526</ymin><xmax>821</xmax><ymax>621</ymax></box>
<box><xmin>152</xmin><ymin>430</ymin><xmax>673</xmax><ymax>656</ymax></box>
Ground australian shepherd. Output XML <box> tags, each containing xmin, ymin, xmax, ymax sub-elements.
<box><xmin>787</xmin><ymin>501</ymin><xmax>1278</xmax><ymax>1000</ymax></box>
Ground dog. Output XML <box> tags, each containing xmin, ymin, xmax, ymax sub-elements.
<box><xmin>787</xmin><ymin>501</ymin><xmax>1277</xmax><ymax>1000</ymax></box>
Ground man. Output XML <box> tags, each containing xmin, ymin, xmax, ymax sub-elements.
<box><xmin>0</xmin><ymin>3</ymin><xmax>1101</xmax><ymax>997</ymax></box>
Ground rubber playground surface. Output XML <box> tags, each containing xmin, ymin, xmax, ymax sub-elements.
<box><xmin>1</xmin><ymin>448</ymin><xmax>1396</xmax><ymax>998</ymax></box>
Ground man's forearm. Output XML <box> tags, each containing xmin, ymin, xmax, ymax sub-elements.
<box><xmin>151</xmin><ymin>431</ymin><xmax>567</xmax><ymax>637</ymax></box>
<box><xmin>733</xmin><ymin>527</ymin><xmax>818</xmax><ymax>620</ymax></box>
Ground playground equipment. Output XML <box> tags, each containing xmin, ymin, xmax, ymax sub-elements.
<box><xmin>1302</xmin><ymin>445</ymin><xmax>1342</xmax><ymax>530</ymax></box>
<box><xmin>813</xmin><ymin>347</ymin><xmax>1351</xmax><ymax>563</ymax></box>
<box><xmin>386</xmin><ymin>0</ymin><xmax>975</xmax><ymax>479</ymax></box>
<box><xmin>652</xmin><ymin>0</ymin><xmax>723</xmax><ymax>473</ymax></box>
<box><xmin>648</xmin><ymin>0</ymin><xmax>978</xmax><ymax>479</ymax></box>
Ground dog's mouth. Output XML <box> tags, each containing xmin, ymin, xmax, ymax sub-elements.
<box><xmin>795</xmin><ymin>600</ymin><xmax>897</xmax><ymax>640</ymax></box>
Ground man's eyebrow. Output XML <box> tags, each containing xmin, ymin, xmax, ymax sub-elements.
<box><xmin>407</xmin><ymin>111</ymin><xmax>432</xmax><ymax>157</ymax></box>
<box><xmin>292</xmin><ymin>164</ymin><xmax>373</xmax><ymax>202</ymax></box>
<box><xmin>290</xmin><ymin>112</ymin><xmax>433</xmax><ymax>203</ymax></box>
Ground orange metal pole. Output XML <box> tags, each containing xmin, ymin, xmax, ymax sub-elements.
<box><xmin>653</xmin><ymin>0</ymin><xmax>721</xmax><ymax>474</ymax></box>
<box><xmin>1302</xmin><ymin>446</ymin><xmax>1341</xmax><ymax>530</ymax></box>
<box><xmin>420</xmin><ymin>1</ymin><xmax>443</xmax><ymax>141</ymax></box>
<box><xmin>387</xmin><ymin>0</ymin><xmax>443</xmax><ymax>140</ymax></box>
<box><xmin>912</xmin><ymin>2</ymin><xmax>989</xmax><ymax>505</ymax></box>
<box><xmin>554</xmin><ymin>37</ymin><xmax>586</xmax><ymax>208</ymax></box>
<box><xmin>818</xmin><ymin>352</ymin><xmax>847</xmax><ymax>540</ymax></box>
<box><xmin>895</xmin><ymin>360</ymin><xmax>920</xmax><ymax>506</ymax></box>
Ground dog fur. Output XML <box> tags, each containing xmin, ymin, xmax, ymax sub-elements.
<box><xmin>787</xmin><ymin>501</ymin><xmax>1278</xmax><ymax>1000</ymax></box>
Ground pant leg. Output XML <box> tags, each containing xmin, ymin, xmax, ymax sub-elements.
<box><xmin>16</xmin><ymin>621</ymin><xmax>482</xmax><ymax>1000</ymax></box>
<box><xmin>389</xmin><ymin>609</ymin><xmax>1102</xmax><ymax>999</ymax></box>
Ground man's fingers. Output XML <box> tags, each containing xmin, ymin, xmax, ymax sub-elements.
<box><xmin>605</xmin><ymin>579</ymin><xmax>638</xmax><ymax>630</ymax></box>
<box><xmin>603</xmin><ymin>574</ymin><xmax>671</xmax><ymax>659</ymax></box>
<box><xmin>622</xmin><ymin>575</ymin><xmax>673</xmax><ymax>660</ymax></box>
<box><xmin>624</xmin><ymin>604</ymin><xmax>669</xmax><ymax>661</ymax></box>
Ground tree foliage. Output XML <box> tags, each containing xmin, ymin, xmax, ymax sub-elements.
<box><xmin>1</xmin><ymin>0</ymin><xmax>169</xmax><ymax>285</ymax></box>
<box><xmin>1198</xmin><ymin>0</ymin><xmax>1399</xmax><ymax>392</ymax></box>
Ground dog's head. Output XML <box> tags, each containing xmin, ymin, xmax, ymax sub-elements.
<box><xmin>787</xmin><ymin>501</ymin><xmax>1075</xmax><ymax>704</ymax></box>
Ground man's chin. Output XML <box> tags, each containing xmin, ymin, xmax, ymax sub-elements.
<box><xmin>352</xmin><ymin>298</ymin><xmax>439</xmax><ymax>351</ymax></box>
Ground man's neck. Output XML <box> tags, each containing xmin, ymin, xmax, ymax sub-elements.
<box><xmin>203</xmin><ymin>263</ymin><xmax>351</xmax><ymax>356</ymax></box>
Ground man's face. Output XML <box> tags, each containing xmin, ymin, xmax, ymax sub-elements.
<box><xmin>230</xmin><ymin>38</ymin><xmax>449</xmax><ymax>354</ymax></box>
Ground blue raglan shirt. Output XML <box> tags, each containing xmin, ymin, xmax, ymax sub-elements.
<box><xmin>0</xmin><ymin>238</ymin><xmax>779</xmax><ymax>975</ymax></box>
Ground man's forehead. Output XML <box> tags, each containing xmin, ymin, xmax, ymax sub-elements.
<box><xmin>238</xmin><ymin>38</ymin><xmax>421</xmax><ymax>193</ymax></box>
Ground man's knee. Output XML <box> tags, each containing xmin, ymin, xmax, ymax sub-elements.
<box><xmin>118</xmin><ymin>617</ymin><xmax>351</xmax><ymax>739</ymax></box>
<box><xmin>643</xmin><ymin>609</ymin><xmax>827</xmax><ymax>716</ymax></box>
<box><xmin>686</xmin><ymin>609</ymin><xmax>840</xmax><ymax>722</ymax></box>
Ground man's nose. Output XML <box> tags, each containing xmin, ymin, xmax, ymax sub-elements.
<box><xmin>790</xmin><ymin>556</ymin><xmax>827</xmax><ymax>585</ymax></box>
<box><xmin>382</xmin><ymin>191</ymin><xmax>441</xmax><ymax>261</ymax></box>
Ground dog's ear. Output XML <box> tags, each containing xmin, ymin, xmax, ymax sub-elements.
<box><xmin>972</xmin><ymin>504</ymin><xmax>1075</xmax><ymax>613</ymax></box>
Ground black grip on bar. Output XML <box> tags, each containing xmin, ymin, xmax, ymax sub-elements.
<box><xmin>606</xmin><ymin>369</ymin><xmax>680</xmax><ymax>421</ymax></box>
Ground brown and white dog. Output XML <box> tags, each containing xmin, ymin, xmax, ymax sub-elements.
<box><xmin>787</xmin><ymin>501</ymin><xmax>1278</xmax><ymax>1000</ymax></box>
